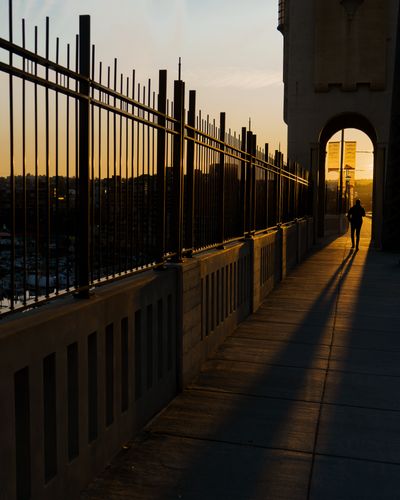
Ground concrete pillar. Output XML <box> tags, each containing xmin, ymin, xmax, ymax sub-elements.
<box><xmin>372</xmin><ymin>144</ymin><xmax>386</xmax><ymax>248</ymax></box>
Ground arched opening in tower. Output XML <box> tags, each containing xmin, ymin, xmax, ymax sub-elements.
<box><xmin>324</xmin><ymin>128</ymin><xmax>374</xmax><ymax>240</ymax></box>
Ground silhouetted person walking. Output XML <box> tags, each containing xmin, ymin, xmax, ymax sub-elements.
<box><xmin>347</xmin><ymin>199</ymin><xmax>366</xmax><ymax>251</ymax></box>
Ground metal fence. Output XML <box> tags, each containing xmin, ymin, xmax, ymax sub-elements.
<box><xmin>0</xmin><ymin>2</ymin><xmax>310</xmax><ymax>316</ymax></box>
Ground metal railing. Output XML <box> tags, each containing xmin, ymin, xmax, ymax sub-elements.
<box><xmin>0</xmin><ymin>1</ymin><xmax>311</xmax><ymax>316</ymax></box>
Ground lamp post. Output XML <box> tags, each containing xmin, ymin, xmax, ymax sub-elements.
<box><xmin>337</xmin><ymin>129</ymin><xmax>346</xmax><ymax>234</ymax></box>
<box><xmin>345</xmin><ymin>171</ymin><xmax>351</xmax><ymax>212</ymax></box>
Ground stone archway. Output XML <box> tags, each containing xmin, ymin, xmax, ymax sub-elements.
<box><xmin>317</xmin><ymin>113</ymin><xmax>383</xmax><ymax>246</ymax></box>
<box><xmin>280</xmin><ymin>0</ymin><xmax>399</xmax><ymax>249</ymax></box>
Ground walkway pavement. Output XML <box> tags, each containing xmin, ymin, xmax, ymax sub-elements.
<box><xmin>81</xmin><ymin>219</ymin><xmax>400</xmax><ymax>500</ymax></box>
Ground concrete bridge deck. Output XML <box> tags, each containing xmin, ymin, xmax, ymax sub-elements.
<box><xmin>81</xmin><ymin>219</ymin><xmax>400</xmax><ymax>500</ymax></box>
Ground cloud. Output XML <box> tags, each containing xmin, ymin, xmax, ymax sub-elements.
<box><xmin>19</xmin><ymin>0</ymin><xmax>59</xmax><ymax>24</ymax></box>
<box><xmin>186</xmin><ymin>67</ymin><xmax>282</xmax><ymax>90</ymax></box>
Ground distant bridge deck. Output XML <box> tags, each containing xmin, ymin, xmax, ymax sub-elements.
<box><xmin>81</xmin><ymin>219</ymin><xmax>400</xmax><ymax>500</ymax></box>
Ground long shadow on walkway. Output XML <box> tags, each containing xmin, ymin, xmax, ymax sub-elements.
<box><xmin>309</xmin><ymin>222</ymin><xmax>400</xmax><ymax>500</ymax></box>
<box><xmin>82</xmin><ymin>238</ymin><xmax>362</xmax><ymax>499</ymax></box>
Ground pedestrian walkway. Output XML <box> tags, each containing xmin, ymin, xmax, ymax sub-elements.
<box><xmin>81</xmin><ymin>219</ymin><xmax>400</xmax><ymax>500</ymax></box>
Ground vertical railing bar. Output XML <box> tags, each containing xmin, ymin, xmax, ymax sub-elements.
<box><xmin>185</xmin><ymin>89</ymin><xmax>196</xmax><ymax>254</ymax></box>
<box><xmin>219</xmin><ymin>112</ymin><xmax>226</xmax><ymax>245</ymax></box>
<box><xmin>197</xmin><ymin>112</ymin><xmax>201</xmax><ymax>247</ymax></box>
<box><xmin>203</xmin><ymin>113</ymin><xmax>207</xmax><ymax>247</ymax></box>
<box><xmin>207</xmin><ymin>115</ymin><xmax>212</xmax><ymax>244</ymax></box>
<box><xmin>251</xmin><ymin>134</ymin><xmax>257</xmax><ymax>233</ymax></box>
<box><xmin>136</xmin><ymin>82</ymin><xmax>140</xmax><ymax>266</ymax></box>
<box><xmin>141</xmin><ymin>83</ymin><xmax>145</xmax><ymax>263</ymax></box>
<box><xmin>208</xmin><ymin>116</ymin><xmax>214</xmax><ymax>242</ymax></box>
<box><xmin>142</xmin><ymin>84</ymin><xmax>146</xmax><ymax>265</ymax></box>
<box><xmin>265</xmin><ymin>143</ymin><xmax>269</xmax><ymax>228</ymax></box>
<box><xmin>211</xmin><ymin>116</ymin><xmax>215</xmax><ymax>244</ymax></box>
<box><xmin>203</xmin><ymin>116</ymin><xmax>207</xmax><ymax>245</ymax></box>
<box><xmin>90</xmin><ymin>43</ymin><xmax>95</xmax><ymax>284</ymax></box>
<box><xmin>196</xmin><ymin>112</ymin><xmax>200</xmax><ymax>247</ymax></box>
<box><xmin>274</xmin><ymin>150</ymin><xmax>278</xmax><ymax>225</ymax></box>
<box><xmin>275</xmin><ymin>150</ymin><xmax>282</xmax><ymax>224</ymax></box>
<box><xmin>206</xmin><ymin>114</ymin><xmax>210</xmax><ymax>245</ymax></box>
<box><xmin>156</xmin><ymin>70</ymin><xmax>167</xmax><ymax>262</ymax></box>
<box><xmin>198</xmin><ymin>113</ymin><xmax>203</xmax><ymax>248</ymax></box>
<box><xmin>282</xmin><ymin>152</ymin><xmax>285</xmax><ymax>223</ymax></box>
<box><xmin>296</xmin><ymin>163</ymin><xmax>299</xmax><ymax>218</ymax></box>
<box><xmin>172</xmin><ymin>79</ymin><xmax>185</xmax><ymax>261</ymax></box>
<box><xmin>152</xmin><ymin>89</ymin><xmax>156</xmax><ymax>258</ymax></box>
<box><xmin>216</xmin><ymin>121</ymin><xmax>220</xmax><ymax>240</ymax></box>
<box><xmin>112</xmin><ymin>58</ymin><xmax>117</xmax><ymax>277</ymax></box>
<box><xmin>22</xmin><ymin>18</ymin><xmax>27</xmax><ymax>306</ymax></box>
<box><xmin>139</xmin><ymin>82</ymin><xmax>143</xmax><ymax>265</ymax></box>
<box><xmin>290</xmin><ymin>161</ymin><xmax>293</xmax><ymax>219</ymax></box>
<box><xmin>118</xmin><ymin>71</ymin><xmax>123</xmax><ymax>274</ymax></box>
<box><xmin>245</xmin><ymin>131</ymin><xmax>252</xmax><ymax>235</ymax></box>
<box><xmin>125</xmin><ymin>76</ymin><xmax>129</xmax><ymax>273</ymax></box>
<box><xmin>106</xmin><ymin>65</ymin><xmax>111</xmax><ymax>278</ymax></box>
<box><xmin>205</xmin><ymin>116</ymin><xmax>208</xmax><ymax>245</ymax></box>
<box><xmin>74</xmin><ymin>33</ymin><xmax>79</xmax><ymax>289</ymax></box>
<box><xmin>193</xmin><ymin>113</ymin><xmax>197</xmax><ymax>248</ymax></box>
<box><xmin>293</xmin><ymin>162</ymin><xmax>296</xmax><ymax>218</ymax></box>
<box><xmin>166</xmin><ymin>102</ymin><xmax>171</xmax><ymax>252</ymax></box>
<box><xmin>147</xmin><ymin>79</ymin><xmax>151</xmax><ymax>263</ymax></box>
<box><xmin>77</xmin><ymin>15</ymin><xmax>91</xmax><ymax>297</ymax></box>
<box><xmin>204</xmin><ymin>116</ymin><xmax>209</xmax><ymax>245</ymax></box>
<box><xmin>55</xmin><ymin>36</ymin><xmax>60</xmax><ymax>294</ymax></box>
<box><xmin>240</xmin><ymin>127</ymin><xmax>246</xmax><ymax>236</ymax></box>
<box><xmin>293</xmin><ymin>163</ymin><xmax>300</xmax><ymax>219</ymax></box>
<box><xmin>130</xmin><ymin>70</ymin><xmax>135</xmax><ymax>269</ymax></box>
<box><xmin>201</xmin><ymin>114</ymin><xmax>205</xmax><ymax>247</ymax></box>
<box><xmin>97</xmin><ymin>60</ymin><xmax>102</xmax><ymax>281</ymax></box>
<box><xmin>66</xmin><ymin>43</ymin><xmax>71</xmax><ymax>290</ymax></box>
<box><xmin>33</xmin><ymin>26</ymin><xmax>39</xmax><ymax>301</ymax></box>
<box><xmin>45</xmin><ymin>17</ymin><xmax>50</xmax><ymax>298</ymax></box>
<box><xmin>9</xmin><ymin>0</ymin><xmax>15</xmax><ymax>310</ymax></box>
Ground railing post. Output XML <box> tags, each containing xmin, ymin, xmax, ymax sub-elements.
<box><xmin>240</xmin><ymin>127</ymin><xmax>247</xmax><ymax>235</ymax></box>
<box><xmin>275</xmin><ymin>150</ymin><xmax>282</xmax><ymax>225</ymax></box>
<box><xmin>265</xmin><ymin>143</ymin><xmax>269</xmax><ymax>228</ymax></box>
<box><xmin>280</xmin><ymin>152</ymin><xmax>285</xmax><ymax>222</ymax></box>
<box><xmin>218</xmin><ymin>112</ymin><xmax>226</xmax><ymax>245</ymax></box>
<box><xmin>185</xmin><ymin>90</ymin><xmax>196</xmax><ymax>255</ymax></box>
<box><xmin>251</xmin><ymin>134</ymin><xmax>257</xmax><ymax>233</ymax></box>
<box><xmin>245</xmin><ymin>131</ymin><xmax>253</xmax><ymax>235</ymax></box>
<box><xmin>8</xmin><ymin>0</ymin><xmax>16</xmax><ymax>309</ymax></box>
<box><xmin>156</xmin><ymin>69</ymin><xmax>167</xmax><ymax>263</ymax></box>
<box><xmin>172</xmin><ymin>79</ymin><xmax>185</xmax><ymax>261</ymax></box>
<box><xmin>294</xmin><ymin>161</ymin><xmax>299</xmax><ymax>218</ymax></box>
<box><xmin>77</xmin><ymin>15</ymin><xmax>91</xmax><ymax>297</ymax></box>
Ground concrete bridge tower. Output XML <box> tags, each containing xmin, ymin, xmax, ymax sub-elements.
<box><xmin>279</xmin><ymin>0</ymin><xmax>400</xmax><ymax>249</ymax></box>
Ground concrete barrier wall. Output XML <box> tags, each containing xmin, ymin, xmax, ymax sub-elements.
<box><xmin>308</xmin><ymin>216</ymin><xmax>315</xmax><ymax>248</ymax></box>
<box><xmin>252</xmin><ymin>230</ymin><xmax>281</xmax><ymax>312</ymax></box>
<box><xmin>0</xmin><ymin>270</ymin><xmax>178</xmax><ymax>500</ymax></box>
<box><xmin>251</xmin><ymin>218</ymin><xmax>314</xmax><ymax>312</ymax></box>
<box><xmin>282</xmin><ymin>223</ymin><xmax>298</xmax><ymax>279</ymax></box>
<box><xmin>298</xmin><ymin>219</ymin><xmax>310</xmax><ymax>261</ymax></box>
<box><xmin>177</xmin><ymin>242</ymin><xmax>251</xmax><ymax>387</ymax></box>
<box><xmin>0</xmin><ymin>217</ymin><xmax>314</xmax><ymax>500</ymax></box>
<box><xmin>325</xmin><ymin>214</ymin><xmax>348</xmax><ymax>236</ymax></box>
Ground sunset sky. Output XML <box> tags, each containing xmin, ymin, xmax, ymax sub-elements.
<box><xmin>2</xmin><ymin>0</ymin><xmax>284</xmax><ymax>145</ymax></box>
<box><xmin>1</xmin><ymin>0</ymin><xmax>373</xmax><ymax>177</ymax></box>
